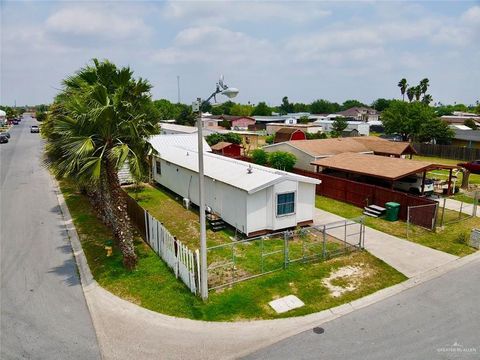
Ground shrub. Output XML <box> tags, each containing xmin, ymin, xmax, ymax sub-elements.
<box><xmin>265</xmin><ymin>135</ymin><xmax>274</xmax><ymax>144</ymax></box>
<box><xmin>268</xmin><ymin>151</ymin><xmax>296</xmax><ymax>171</ymax></box>
<box><xmin>251</xmin><ymin>149</ymin><xmax>268</xmax><ymax>165</ymax></box>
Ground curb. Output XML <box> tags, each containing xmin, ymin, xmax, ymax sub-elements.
<box><xmin>51</xmin><ymin>176</ymin><xmax>105</xmax><ymax>360</ymax></box>
<box><xmin>52</xmin><ymin>176</ymin><xmax>480</xmax><ymax>359</ymax></box>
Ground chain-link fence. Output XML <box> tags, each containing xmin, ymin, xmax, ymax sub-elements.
<box><xmin>207</xmin><ymin>218</ymin><xmax>365</xmax><ymax>291</ymax></box>
<box><xmin>437</xmin><ymin>192</ymin><xmax>478</xmax><ymax>227</ymax></box>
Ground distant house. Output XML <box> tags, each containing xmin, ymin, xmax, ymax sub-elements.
<box><xmin>211</xmin><ymin>141</ymin><xmax>243</xmax><ymax>157</ymax></box>
<box><xmin>441</xmin><ymin>115</ymin><xmax>480</xmax><ymax>127</ymax></box>
<box><xmin>266</xmin><ymin>123</ymin><xmax>322</xmax><ymax>135</ymax></box>
<box><xmin>263</xmin><ymin>137</ymin><xmax>416</xmax><ymax>172</ymax></box>
<box><xmin>205</xmin><ymin>115</ymin><xmax>256</xmax><ymax>130</ymax></box>
<box><xmin>160</xmin><ymin>123</ymin><xmax>218</xmax><ymax>136</ymax></box>
<box><xmin>149</xmin><ymin>134</ymin><xmax>320</xmax><ymax>237</ymax></box>
<box><xmin>337</xmin><ymin>107</ymin><xmax>379</xmax><ymax>122</ymax></box>
<box><xmin>341</xmin><ymin>129</ymin><xmax>359</xmax><ymax>137</ymax></box>
<box><xmin>274</xmin><ymin>128</ymin><xmax>307</xmax><ymax>143</ymax></box>
<box><xmin>451</xmin><ymin>129</ymin><xmax>480</xmax><ymax>148</ymax></box>
<box><xmin>315</xmin><ymin>119</ymin><xmax>370</xmax><ymax>136</ymax></box>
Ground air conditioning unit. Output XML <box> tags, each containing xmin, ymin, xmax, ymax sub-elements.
<box><xmin>183</xmin><ymin>198</ymin><xmax>190</xmax><ymax>209</ymax></box>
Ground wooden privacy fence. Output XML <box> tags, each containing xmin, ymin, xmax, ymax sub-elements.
<box><xmin>125</xmin><ymin>193</ymin><xmax>199</xmax><ymax>295</ymax></box>
<box><xmin>413</xmin><ymin>143</ymin><xmax>480</xmax><ymax>161</ymax></box>
<box><xmin>293</xmin><ymin>169</ymin><xmax>437</xmax><ymax>228</ymax></box>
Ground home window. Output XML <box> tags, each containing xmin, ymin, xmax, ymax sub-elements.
<box><xmin>277</xmin><ymin>192</ymin><xmax>295</xmax><ymax>216</ymax></box>
<box><xmin>155</xmin><ymin>160</ymin><xmax>161</xmax><ymax>175</ymax></box>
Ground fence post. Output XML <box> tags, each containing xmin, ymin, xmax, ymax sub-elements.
<box><xmin>440</xmin><ymin>198</ymin><xmax>446</xmax><ymax>227</ymax></box>
<box><xmin>459</xmin><ymin>201</ymin><xmax>463</xmax><ymax>220</ymax></box>
<box><xmin>144</xmin><ymin>210</ymin><xmax>149</xmax><ymax>243</ymax></box>
<box><xmin>432</xmin><ymin>202</ymin><xmax>439</xmax><ymax>231</ymax></box>
<box><xmin>406</xmin><ymin>207</ymin><xmax>410</xmax><ymax>239</ymax></box>
<box><xmin>283</xmin><ymin>231</ymin><xmax>289</xmax><ymax>269</ymax></box>
<box><xmin>322</xmin><ymin>225</ymin><xmax>327</xmax><ymax>260</ymax></box>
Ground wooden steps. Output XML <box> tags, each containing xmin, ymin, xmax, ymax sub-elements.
<box><xmin>363</xmin><ymin>204</ymin><xmax>386</xmax><ymax>218</ymax></box>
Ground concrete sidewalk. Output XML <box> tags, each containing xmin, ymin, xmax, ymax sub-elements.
<box><xmin>314</xmin><ymin>208</ymin><xmax>458</xmax><ymax>278</ymax></box>
<box><xmin>435</xmin><ymin>197</ymin><xmax>478</xmax><ymax>217</ymax></box>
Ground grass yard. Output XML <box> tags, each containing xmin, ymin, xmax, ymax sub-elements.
<box><xmin>412</xmin><ymin>155</ymin><xmax>480</xmax><ymax>185</ymax></box>
<box><xmin>315</xmin><ymin>195</ymin><xmax>478</xmax><ymax>257</ymax></box>
<box><xmin>61</xmin><ymin>179</ymin><xmax>406</xmax><ymax>321</ymax></box>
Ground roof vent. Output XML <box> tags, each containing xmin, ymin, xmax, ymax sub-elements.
<box><xmin>247</xmin><ymin>164</ymin><xmax>253</xmax><ymax>174</ymax></box>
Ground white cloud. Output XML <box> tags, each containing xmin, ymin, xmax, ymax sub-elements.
<box><xmin>462</xmin><ymin>5</ymin><xmax>480</xmax><ymax>23</ymax></box>
<box><xmin>162</xmin><ymin>1</ymin><xmax>330</xmax><ymax>25</ymax></box>
<box><xmin>152</xmin><ymin>26</ymin><xmax>275</xmax><ymax>64</ymax></box>
<box><xmin>46</xmin><ymin>5</ymin><xmax>150</xmax><ymax>39</ymax></box>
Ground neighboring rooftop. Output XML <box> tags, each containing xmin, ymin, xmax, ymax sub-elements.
<box><xmin>160</xmin><ymin>123</ymin><xmax>198</xmax><ymax>134</ymax></box>
<box><xmin>352</xmin><ymin>136</ymin><xmax>417</xmax><ymax>157</ymax></box>
<box><xmin>210</xmin><ymin>141</ymin><xmax>241</xmax><ymax>151</ymax></box>
<box><xmin>311</xmin><ymin>152</ymin><xmax>434</xmax><ymax>181</ymax></box>
<box><xmin>150</xmin><ymin>133</ymin><xmax>211</xmax><ymax>153</ymax></box>
<box><xmin>264</xmin><ymin>136</ymin><xmax>415</xmax><ymax>158</ymax></box>
<box><xmin>264</xmin><ymin>138</ymin><xmax>373</xmax><ymax>157</ymax></box>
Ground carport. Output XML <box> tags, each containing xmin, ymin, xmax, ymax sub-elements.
<box><xmin>311</xmin><ymin>152</ymin><xmax>458</xmax><ymax>195</ymax></box>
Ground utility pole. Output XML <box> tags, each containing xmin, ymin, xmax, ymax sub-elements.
<box><xmin>195</xmin><ymin>98</ymin><xmax>208</xmax><ymax>300</ymax></box>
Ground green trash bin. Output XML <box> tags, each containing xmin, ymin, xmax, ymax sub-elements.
<box><xmin>385</xmin><ymin>202</ymin><xmax>400</xmax><ymax>221</ymax></box>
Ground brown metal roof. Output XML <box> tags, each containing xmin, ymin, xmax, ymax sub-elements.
<box><xmin>282</xmin><ymin>138</ymin><xmax>372</xmax><ymax>156</ymax></box>
<box><xmin>311</xmin><ymin>152</ymin><xmax>433</xmax><ymax>180</ymax></box>
<box><xmin>352</xmin><ymin>136</ymin><xmax>417</xmax><ymax>156</ymax></box>
<box><xmin>211</xmin><ymin>141</ymin><xmax>234</xmax><ymax>150</ymax></box>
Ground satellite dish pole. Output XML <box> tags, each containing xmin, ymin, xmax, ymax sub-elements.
<box><xmin>177</xmin><ymin>75</ymin><xmax>181</xmax><ymax>104</ymax></box>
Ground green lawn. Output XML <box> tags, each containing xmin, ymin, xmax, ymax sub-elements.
<box><xmin>315</xmin><ymin>195</ymin><xmax>478</xmax><ymax>257</ymax></box>
<box><xmin>412</xmin><ymin>155</ymin><xmax>480</xmax><ymax>185</ymax></box>
<box><xmin>60</xmin><ymin>180</ymin><xmax>406</xmax><ymax>321</ymax></box>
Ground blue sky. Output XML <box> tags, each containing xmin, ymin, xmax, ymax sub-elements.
<box><xmin>1</xmin><ymin>1</ymin><xmax>479</xmax><ymax>107</ymax></box>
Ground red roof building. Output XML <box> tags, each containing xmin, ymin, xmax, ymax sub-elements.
<box><xmin>210</xmin><ymin>141</ymin><xmax>243</xmax><ymax>158</ymax></box>
<box><xmin>274</xmin><ymin>128</ymin><xmax>307</xmax><ymax>143</ymax></box>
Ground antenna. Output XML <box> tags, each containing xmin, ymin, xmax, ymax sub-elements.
<box><xmin>177</xmin><ymin>75</ymin><xmax>181</xmax><ymax>103</ymax></box>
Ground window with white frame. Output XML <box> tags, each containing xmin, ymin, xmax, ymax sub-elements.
<box><xmin>155</xmin><ymin>160</ymin><xmax>161</xmax><ymax>175</ymax></box>
<box><xmin>276</xmin><ymin>192</ymin><xmax>295</xmax><ymax>216</ymax></box>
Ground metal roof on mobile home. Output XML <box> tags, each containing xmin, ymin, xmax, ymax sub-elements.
<box><xmin>151</xmin><ymin>145</ymin><xmax>320</xmax><ymax>194</ymax></box>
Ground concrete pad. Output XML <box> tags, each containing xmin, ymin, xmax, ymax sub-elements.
<box><xmin>314</xmin><ymin>208</ymin><xmax>458</xmax><ymax>278</ymax></box>
<box><xmin>269</xmin><ymin>295</ymin><xmax>305</xmax><ymax>314</ymax></box>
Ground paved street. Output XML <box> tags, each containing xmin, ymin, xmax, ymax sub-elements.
<box><xmin>245</xmin><ymin>256</ymin><xmax>480</xmax><ymax>360</ymax></box>
<box><xmin>0</xmin><ymin>117</ymin><xmax>100</xmax><ymax>359</ymax></box>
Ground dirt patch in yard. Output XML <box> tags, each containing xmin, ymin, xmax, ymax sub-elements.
<box><xmin>322</xmin><ymin>264</ymin><xmax>370</xmax><ymax>297</ymax></box>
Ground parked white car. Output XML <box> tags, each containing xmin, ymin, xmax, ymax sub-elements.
<box><xmin>393</xmin><ymin>176</ymin><xmax>434</xmax><ymax>196</ymax></box>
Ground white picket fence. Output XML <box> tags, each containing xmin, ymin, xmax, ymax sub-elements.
<box><xmin>144</xmin><ymin>211</ymin><xmax>199</xmax><ymax>294</ymax></box>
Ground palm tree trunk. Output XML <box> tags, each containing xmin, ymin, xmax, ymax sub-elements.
<box><xmin>86</xmin><ymin>185</ymin><xmax>113</xmax><ymax>228</ymax></box>
<box><xmin>104</xmin><ymin>160</ymin><xmax>138</xmax><ymax>269</ymax></box>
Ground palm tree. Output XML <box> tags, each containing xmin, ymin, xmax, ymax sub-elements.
<box><xmin>422</xmin><ymin>94</ymin><xmax>433</xmax><ymax>105</ymax></box>
<box><xmin>419</xmin><ymin>78</ymin><xmax>429</xmax><ymax>96</ymax></box>
<box><xmin>46</xmin><ymin>59</ymin><xmax>159</xmax><ymax>269</ymax></box>
<box><xmin>414</xmin><ymin>86</ymin><xmax>422</xmax><ymax>101</ymax></box>
<box><xmin>397</xmin><ymin>78</ymin><xmax>408</xmax><ymax>101</ymax></box>
<box><xmin>406</xmin><ymin>87</ymin><xmax>415</xmax><ymax>102</ymax></box>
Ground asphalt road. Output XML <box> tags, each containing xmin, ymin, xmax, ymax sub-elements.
<box><xmin>245</xmin><ymin>257</ymin><xmax>480</xmax><ymax>360</ymax></box>
<box><xmin>0</xmin><ymin>117</ymin><xmax>100</xmax><ymax>359</ymax></box>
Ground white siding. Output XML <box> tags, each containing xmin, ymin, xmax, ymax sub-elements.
<box><xmin>271</xmin><ymin>180</ymin><xmax>299</xmax><ymax>230</ymax></box>
<box><xmin>264</xmin><ymin>143</ymin><xmax>316</xmax><ymax>172</ymax></box>
<box><xmin>152</xmin><ymin>155</ymin><xmax>248</xmax><ymax>234</ymax></box>
<box><xmin>296</xmin><ymin>182</ymin><xmax>316</xmax><ymax>224</ymax></box>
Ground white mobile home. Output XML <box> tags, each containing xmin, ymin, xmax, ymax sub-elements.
<box><xmin>149</xmin><ymin>135</ymin><xmax>320</xmax><ymax>237</ymax></box>
<box><xmin>315</xmin><ymin>119</ymin><xmax>370</xmax><ymax>136</ymax></box>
